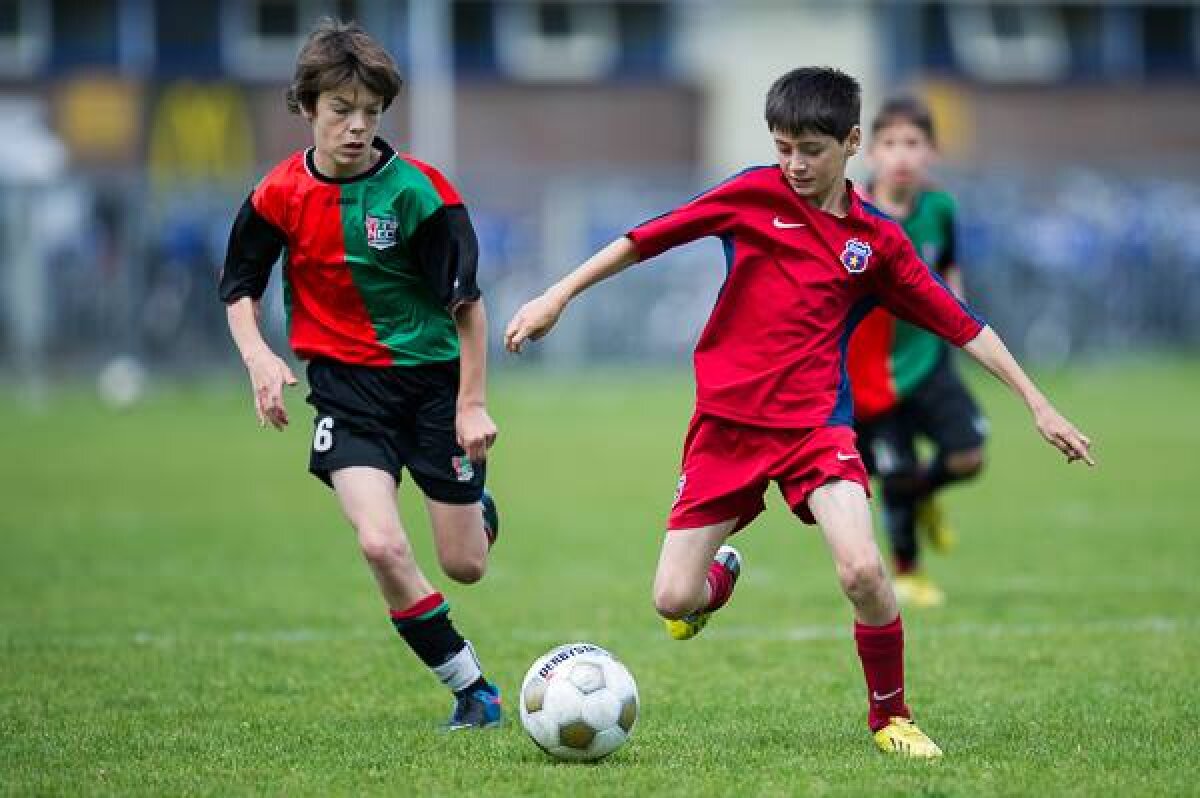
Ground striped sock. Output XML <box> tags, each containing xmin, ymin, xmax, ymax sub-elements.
<box><xmin>390</xmin><ymin>593</ymin><xmax>487</xmax><ymax>695</ymax></box>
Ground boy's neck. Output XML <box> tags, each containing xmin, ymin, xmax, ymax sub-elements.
<box><xmin>872</xmin><ymin>181</ymin><xmax>919</xmax><ymax>218</ymax></box>
<box><xmin>312</xmin><ymin>143</ymin><xmax>382</xmax><ymax>180</ymax></box>
<box><xmin>804</xmin><ymin>179</ymin><xmax>851</xmax><ymax>218</ymax></box>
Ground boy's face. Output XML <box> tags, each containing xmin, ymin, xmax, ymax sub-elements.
<box><xmin>304</xmin><ymin>79</ymin><xmax>384</xmax><ymax>176</ymax></box>
<box><xmin>772</xmin><ymin>127</ymin><xmax>861</xmax><ymax>202</ymax></box>
<box><xmin>868</xmin><ymin>121</ymin><xmax>935</xmax><ymax>190</ymax></box>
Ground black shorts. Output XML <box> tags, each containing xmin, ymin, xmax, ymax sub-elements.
<box><xmin>304</xmin><ymin>357</ymin><xmax>485</xmax><ymax>504</ymax></box>
<box><xmin>858</xmin><ymin>352</ymin><xmax>988</xmax><ymax>477</ymax></box>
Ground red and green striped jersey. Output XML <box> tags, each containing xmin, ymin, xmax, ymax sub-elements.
<box><xmin>847</xmin><ymin>188</ymin><xmax>959</xmax><ymax>421</ymax></box>
<box><xmin>220</xmin><ymin>138</ymin><xmax>480</xmax><ymax>367</ymax></box>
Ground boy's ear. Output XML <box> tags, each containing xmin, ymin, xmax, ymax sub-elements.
<box><xmin>846</xmin><ymin>125</ymin><xmax>863</xmax><ymax>156</ymax></box>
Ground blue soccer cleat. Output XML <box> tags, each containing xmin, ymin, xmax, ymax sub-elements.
<box><xmin>444</xmin><ymin>683</ymin><xmax>503</xmax><ymax>731</ymax></box>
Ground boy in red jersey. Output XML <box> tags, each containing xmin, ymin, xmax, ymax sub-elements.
<box><xmin>847</xmin><ymin>97</ymin><xmax>987</xmax><ymax>608</ymax></box>
<box><xmin>505</xmin><ymin>67</ymin><xmax>1093</xmax><ymax>757</ymax></box>
<box><xmin>219</xmin><ymin>20</ymin><xmax>502</xmax><ymax>729</ymax></box>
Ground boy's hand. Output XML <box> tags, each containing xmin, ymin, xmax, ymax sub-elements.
<box><xmin>456</xmin><ymin>403</ymin><xmax>497</xmax><ymax>463</ymax></box>
<box><xmin>244</xmin><ymin>349</ymin><xmax>297</xmax><ymax>430</ymax></box>
<box><xmin>1034</xmin><ymin>404</ymin><xmax>1094</xmax><ymax>466</ymax></box>
<box><xmin>504</xmin><ymin>293</ymin><xmax>565</xmax><ymax>353</ymax></box>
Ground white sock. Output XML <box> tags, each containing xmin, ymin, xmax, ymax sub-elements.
<box><xmin>432</xmin><ymin>640</ymin><xmax>483</xmax><ymax>693</ymax></box>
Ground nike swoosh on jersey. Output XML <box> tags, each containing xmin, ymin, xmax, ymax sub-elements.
<box><xmin>772</xmin><ymin>216</ymin><xmax>807</xmax><ymax>229</ymax></box>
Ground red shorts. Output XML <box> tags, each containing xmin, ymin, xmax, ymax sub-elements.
<box><xmin>668</xmin><ymin>416</ymin><xmax>870</xmax><ymax>531</ymax></box>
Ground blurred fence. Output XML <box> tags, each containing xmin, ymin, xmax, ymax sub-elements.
<box><xmin>3</xmin><ymin>165</ymin><xmax>1199</xmax><ymax>391</ymax></box>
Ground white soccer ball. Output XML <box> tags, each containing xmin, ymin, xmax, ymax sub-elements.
<box><xmin>519</xmin><ymin>642</ymin><xmax>639</xmax><ymax>762</ymax></box>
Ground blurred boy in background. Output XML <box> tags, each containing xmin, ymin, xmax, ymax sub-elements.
<box><xmin>847</xmin><ymin>97</ymin><xmax>988</xmax><ymax>608</ymax></box>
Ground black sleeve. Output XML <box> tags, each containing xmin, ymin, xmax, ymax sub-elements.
<box><xmin>218</xmin><ymin>194</ymin><xmax>287</xmax><ymax>303</ymax></box>
<box><xmin>409</xmin><ymin>204</ymin><xmax>482</xmax><ymax>311</ymax></box>
<box><xmin>938</xmin><ymin>209</ymin><xmax>958</xmax><ymax>274</ymax></box>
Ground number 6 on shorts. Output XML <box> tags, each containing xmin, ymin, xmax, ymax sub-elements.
<box><xmin>313</xmin><ymin>417</ymin><xmax>334</xmax><ymax>453</ymax></box>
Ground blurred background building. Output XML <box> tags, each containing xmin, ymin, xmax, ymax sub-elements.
<box><xmin>2</xmin><ymin>0</ymin><xmax>1199</xmax><ymax>390</ymax></box>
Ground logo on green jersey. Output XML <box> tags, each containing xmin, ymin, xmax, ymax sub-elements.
<box><xmin>365</xmin><ymin>213</ymin><xmax>398</xmax><ymax>250</ymax></box>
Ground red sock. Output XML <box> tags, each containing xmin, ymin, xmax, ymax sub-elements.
<box><xmin>854</xmin><ymin>615</ymin><xmax>911</xmax><ymax>731</ymax></box>
<box><xmin>893</xmin><ymin>555</ymin><xmax>916</xmax><ymax>575</ymax></box>
<box><xmin>702</xmin><ymin>559</ymin><xmax>735</xmax><ymax>612</ymax></box>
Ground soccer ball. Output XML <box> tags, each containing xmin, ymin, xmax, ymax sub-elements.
<box><xmin>519</xmin><ymin>642</ymin><xmax>639</xmax><ymax>762</ymax></box>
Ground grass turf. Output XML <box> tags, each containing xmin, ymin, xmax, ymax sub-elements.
<box><xmin>2</xmin><ymin>358</ymin><xmax>1197</xmax><ymax>796</ymax></box>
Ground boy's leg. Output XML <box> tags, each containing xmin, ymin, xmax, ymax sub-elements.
<box><xmin>866</xmin><ymin>413</ymin><xmax>923</xmax><ymax>575</ymax></box>
<box><xmin>910</xmin><ymin>357</ymin><xmax>989</xmax><ymax>550</ymax></box>
<box><xmin>331</xmin><ymin>466</ymin><xmax>501</xmax><ymax>729</ymax></box>
<box><xmin>658</xmin><ymin>414</ymin><xmax>761</xmax><ymax>639</ymax></box>
<box><xmin>807</xmin><ymin>479</ymin><xmax>941</xmax><ymax>758</ymax></box>
<box><xmin>654</xmin><ymin>520</ymin><xmax>740</xmax><ymax>639</ymax></box>
<box><xmin>426</xmin><ymin>496</ymin><xmax>492</xmax><ymax>585</ymax></box>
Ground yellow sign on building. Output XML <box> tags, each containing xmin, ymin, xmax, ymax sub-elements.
<box><xmin>148</xmin><ymin>82</ymin><xmax>255</xmax><ymax>188</ymax></box>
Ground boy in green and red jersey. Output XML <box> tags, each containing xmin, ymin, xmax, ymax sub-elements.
<box><xmin>219</xmin><ymin>20</ymin><xmax>502</xmax><ymax>729</ymax></box>
<box><xmin>847</xmin><ymin>97</ymin><xmax>987</xmax><ymax>607</ymax></box>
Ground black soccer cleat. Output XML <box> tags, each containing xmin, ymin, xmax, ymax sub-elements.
<box><xmin>444</xmin><ymin>683</ymin><xmax>503</xmax><ymax>731</ymax></box>
<box><xmin>481</xmin><ymin>490</ymin><xmax>500</xmax><ymax>548</ymax></box>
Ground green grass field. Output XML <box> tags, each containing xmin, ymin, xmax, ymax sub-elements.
<box><xmin>2</xmin><ymin>358</ymin><xmax>1198</xmax><ymax>796</ymax></box>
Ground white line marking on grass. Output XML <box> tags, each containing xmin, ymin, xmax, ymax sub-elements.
<box><xmin>6</xmin><ymin>615</ymin><xmax>1195</xmax><ymax>651</ymax></box>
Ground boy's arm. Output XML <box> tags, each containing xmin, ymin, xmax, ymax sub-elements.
<box><xmin>505</xmin><ymin>236</ymin><xmax>639</xmax><ymax>353</ymax></box>
<box><xmin>962</xmin><ymin>326</ymin><xmax>1093</xmax><ymax>465</ymax></box>
<box><xmin>407</xmin><ymin>186</ymin><xmax>497</xmax><ymax>463</ymax></box>
<box><xmin>226</xmin><ymin>298</ymin><xmax>297</xmax><ymax>430</ymax></box>
<box><xmin>506</xmin><ymin>172</ymin><xmax>743</xmax><ymax>353</ymax></box>
<box><xmin>452</xmin><ymin>299</ymin><xmax>497</xmax><ymax>463</ymax></box>
<box><xmin>220</xmin><ymin>193</ymin><xmax>294</xmax><ymax>430</ymax></box>
<box><xmin>877</xmin><ymin>231</ymin><xmax>1093</xmax><ymax>466</ymax></box>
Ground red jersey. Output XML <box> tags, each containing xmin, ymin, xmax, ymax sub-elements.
<box><xmin>625</xmin><ymin>166</ymin><xmax>983</xmax><ymax>428</ymax></box>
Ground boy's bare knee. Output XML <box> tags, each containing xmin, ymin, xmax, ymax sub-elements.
<box><xmin>654</xmin><ymin>584</ymin><xmax>701</xmax><ymax>620</ymax></box>
<box><xmin>358</xmin><ymin>532</ymin><xmax>411</xmax><ymax>569</ymax></box>
<box><xmin>838</xmin><ymin>557</ymin><xmax>887</xmax><ymax>601</ymax></box>
<box><xmin>946</xmin><ymin>448</ymin><xmax>985</xmax><ymax>479</ymax></box>
<box><xmin>441</xmin><ymin>554</ymin><xmax>486</xmax><ymax>585</ymax></box>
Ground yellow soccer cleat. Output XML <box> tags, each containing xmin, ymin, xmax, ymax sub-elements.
<box><xmin>893</xmin><ymin>572</ymin><xmax>946</xmax><ymax>608</ymax></box>
<box><xmin>663</xmin><ymin>545</ymin><xmax>741</xmax><ymax>641</ymax></box>
<box><xmin>873</xmin><ymin>717</ymin><xmax>943</xmax><ymax>759</ymax></box>
<box><xmin>664</xmin><ymin>612</ymin><xmax>711</xmax><ymax>640</ymax></box>
<box><xmin>916</xmin><ymin>497</ymin><xmax>958</xmax><ymax>554</ymax></box>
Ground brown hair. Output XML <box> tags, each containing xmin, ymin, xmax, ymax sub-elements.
<box><xmin>871</xmin><ymin>95</ymin><xmax>936</xmax><ymax>146</ymax></box>
<box><xmin>285</xmin><ymin>18</ymin><xmax>402</xmax><ymax>115</ymax></box>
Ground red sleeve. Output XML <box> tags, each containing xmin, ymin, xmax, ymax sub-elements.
<box><xmin>401</xmin><ymin>155</ymin><xmax>464</xmax><ymax>205</ymax></box>
<box><xmin>875</xmin><ymin>227</ymin><xmax>984</xmax><ymax>347</ymax></box>
<box><xmin>624</xmin><ymin>171</ymin><xmax>749</xmax><ymax>261</ymax></box>
<box><xmin>249</xmin><ymin>163</ymin><xmax>292</xmax><ymax>232</ymax></box>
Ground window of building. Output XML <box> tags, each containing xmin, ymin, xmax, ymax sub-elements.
<box><xmin>155</xmin><ymin>0</ymin><xmax>220</xmax><ymax>77</ymax></box>
<box><xmin>1142</xmin><ymin>4</ymin><xmax>1195</xmax><ymax>75</ymax></box>
<box><xmin>50</xmin><ymin>0</ymin><xmax>118</xmax><ymax>71</ymax></box>
<box><xmin>945</xmin><ymin>3</ymin><xmax>1070</xmax><ymax>83</ymax></box>
<box><xmin>222</xmin><ymin>0</ymin><xmax>364</xmax><ymax>81</ymax></box>
<box><xmin>0</xmin><ymin>0</ymin><xmax>48</xmax><ymax>76</ymax></box>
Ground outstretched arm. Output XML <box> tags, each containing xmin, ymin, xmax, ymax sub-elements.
<box><xmin>963</xmin><ymin>326</ymin><xmax>1094</xmax><ymax>465</ymax></box>
<box><xmin>504</xmin><ymin>236</ymin><xmax>639</xmax><ymax>353</ymax></box>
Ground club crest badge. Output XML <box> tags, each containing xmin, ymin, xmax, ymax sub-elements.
<box><xmin>365</xmin><ymin>214</ymin><xmax>398</xmax><ymax>250</ymax></box>
<box><xmin>841</xmin><ymin>238</ymin><xmax>872</xmax><ymax>273</ymax></box>
<box><xmin>452</xmin><ymin>455</ymin><xmax>475</xmax><ymax>483</ymax></box>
